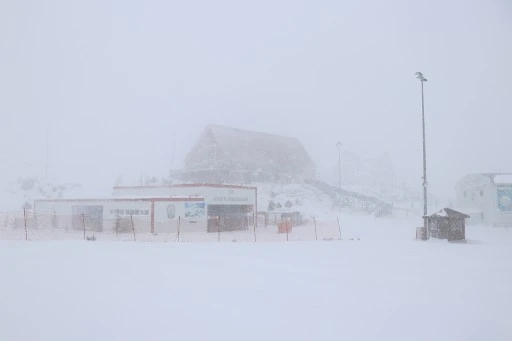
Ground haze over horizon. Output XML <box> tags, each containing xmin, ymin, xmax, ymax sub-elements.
<box><xmin>1</xmin><ymin>0</ymin><xmax>511</xmax><ymax>201</ymax></box>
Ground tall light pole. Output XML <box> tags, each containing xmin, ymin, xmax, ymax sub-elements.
<box><xmin>416</xmin><ymin>72</ymin><xmax>428</xmax><ymax>228</ymax></box>
<box><xmin>170</xmin><ymin>129</ymin><xmax>175</xmax><ymax>183</ymax></box>
<box><xmin>336</xmin><ymin>141</ymin><xmax>342</xmax><ymax>188</ymax></box>
<box><xmin>45</xmin><ymin>126</ymin><xmax>50</xmax><ymax>180</ymax></box>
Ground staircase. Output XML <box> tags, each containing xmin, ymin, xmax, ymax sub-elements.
<box><xmin>304</xmin><ymin>180</ymin><xmax>393</xmax><ymax>217</ymax></box>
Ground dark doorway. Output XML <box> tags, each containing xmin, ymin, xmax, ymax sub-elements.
<box><xmin>207</xmin><ymin>205</ymin><xmax>253</xmax><ymax>232</ymax></box>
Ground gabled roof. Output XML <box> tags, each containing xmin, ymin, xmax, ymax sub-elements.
<box><xmin>456</xmin><ymin>173</ymin><xmax>512</xmax><ymax>189</ymax></box>
<box><xmin>493</xmin><ymin>174</ymin><xmax>512</xmax><ymax>184</ymax></box>
<box><xmin>427</xmin><ymin>208</ymin><xmax>470</xmax><ymax>219</ymax></box>
<box><xmin>185</xmin><ymin>124</ymin><xmax>315</xmax><ymax>172</ymax></box>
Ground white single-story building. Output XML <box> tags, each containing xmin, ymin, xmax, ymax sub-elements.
<box><xmin>455</xmin><ymin>173</ymin><xmax>512</xmax><ymax>226</ymax></box>
<box><xmin>34</xmin><ymin>184</ymin><xmax>257</xmax><ymax>233</ymax></box>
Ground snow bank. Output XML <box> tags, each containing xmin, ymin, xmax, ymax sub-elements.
<box><xmin>0</xmin><ymin>224</ymin><xmax>511</xmax><ymax>341</ymax></box>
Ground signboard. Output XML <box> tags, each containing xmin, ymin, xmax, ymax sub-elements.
<box><xmin>497</xmin><ymin>185</ymin><xmax>512</xmax><ymax>212</ymax></box>
<box><xmin>166</xmin><ymin>204</ymin><xmax>176</xmax><ymax>219</ymax></box>
<box><xmin>211</xmin><ymin>189</ymin><xmax>250</xmax><ymax>204</ymax></box>
<box><xmin>184</xmin><ymin>202</ymin><xmax>206</xmax><ymax>219</ymax></box>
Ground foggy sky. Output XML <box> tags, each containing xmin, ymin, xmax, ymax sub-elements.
<box><xmin>1</xmin><ymin>0</ymin><xmax>511</xmax><ymax>200</ymax></box>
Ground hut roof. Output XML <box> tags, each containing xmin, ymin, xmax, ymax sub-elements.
<box><xmin>427</xmin><ymin>208</ymin><xmax>470</xmax><ymax>219</ymax></box>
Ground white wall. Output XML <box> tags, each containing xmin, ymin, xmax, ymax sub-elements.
<box><xmin>455</xmin><ymin>174</ymin><xmax>512</xmax><ymax>226</ymax></box>
<box><xmin>112</xmin><ymin>185</ymin><xmax>257</xmax><ymax>206</ymax></box>
<box><xmin>34</xmin><ymin>199</ymin><xmax>207</xmax><ymax>233</ymax></box>
<box><xmin>153</xmin><ymin>200</ymin><xmax>206</xmax><ymax>233</ymax></box>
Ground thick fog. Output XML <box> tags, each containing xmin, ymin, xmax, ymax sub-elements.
<box><xmin>1</xmin><ymin>0</ymin><xmax>511</xmax><ymax>200</ymax></box>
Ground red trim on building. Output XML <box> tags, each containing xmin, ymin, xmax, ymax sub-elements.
<box><xmin>35</xmin><ymin>197</ymin><xmax>204</xmax><ymax>203</ymax></box>
<box><xmin>112</xmin><ymin>183</ymin><xmax>257</xmax><ymax>190</ymax></box>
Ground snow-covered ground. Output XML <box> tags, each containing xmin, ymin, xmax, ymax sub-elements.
<box><xmin>0</xmin><ymin>215</ymin><xmax>511</xmax><ymax>341</ymax></box>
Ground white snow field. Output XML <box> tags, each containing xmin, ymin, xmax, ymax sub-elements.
<box><xmin>1</xmin><ymin>218</ymin><xmax>511</xmax><ymax>341</ymax></box>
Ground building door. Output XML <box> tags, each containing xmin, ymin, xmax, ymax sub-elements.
<box><xmin>72</xmin><ymin>205</ymin><xmax>104</xmax><ymax>232</ymax></box>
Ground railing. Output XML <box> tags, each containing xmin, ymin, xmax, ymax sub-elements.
<box><xmin>0</xmin><ymin>210</ymin><xmax>349</xmax><ymax>243</ymax></box>
<box><xmin>304</xmin><ymin>180</ymin><xmax>394</xmax><ymax>216</ymax></box>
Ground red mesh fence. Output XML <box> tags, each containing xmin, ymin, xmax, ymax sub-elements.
<box><xmin>0</xmin><ymin>210</ymin><xmax>343</xmax><ymax>243</ymax></box>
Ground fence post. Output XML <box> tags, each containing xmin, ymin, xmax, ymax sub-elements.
<box><xmin>176</xmin><ymin>216</ymin><xmax>181</xmax><ymax>242</ymax></box>
<box><xmin>82</xmin><ymin>214</ymin><xmax>86</xmax><ymax>240</ymax></box>
<box><xmin>337</xmin><ymin>216</ymin><xmax>342</xmax><ymax>240</ymax></box>
<box><xmin>253</xmin><ymin>216</ymin><xmax>257</xmax><ymax>243</ymax></box>
<box><xmin>23</xmin><ymin>209</ymin><xmax>28</xmax><ymax>241</ymax></box>
<box><xmin>52</xmin><ymin>211</ymin><xmax>57</xmax><ymax>230</ymax></box>
<box><xmin>313</xmin><ymin>216</ymin><xmax>318</xmax><ymax>241</ymax></box>
<box><xmin>286</xmin><ymin>216</ymin><xmax>289</xmax><ymax>242</ymax></box>
<box><xmin>131</xmin><ymin>214</ymin><xmax>136</xmax><ymax>242</ymax></box>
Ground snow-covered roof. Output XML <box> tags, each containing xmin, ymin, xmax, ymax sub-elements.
<box><xmin>185</xmin><ymin>124</ymin><xmax>315</xmax><ymax>173</ymax></box>
<box><xmin>455</xmin><ymin>173</ymin><xmax>492</xmax><ymax>189</ymax></box>
<box><xmin>0</xmin><ymin>178</ymin><xmax>86</xmax><ymax>212</ymax></box>
<box><xmin>450</xmin><ymin>207</ymin><xmax>482</xmax><ymax>215</ymax></box>
<box><xmin>493</xmin><ymin>174</ymin><xmax>512</xmax><ymax>184</ymax></box>
<box><xmin>455</xmin><ymin>173</ymin><xmax>512</xmax><ymax>189</ymax></box>
<box><xmin>428</xmin><ymin>208</ymin><xmax>470</xmax><ymax>219</ymax></box>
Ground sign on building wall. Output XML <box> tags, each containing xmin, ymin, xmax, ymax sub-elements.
<box><xmin>185</xmin><ymin>202</ymin><xmax>206</xmax><ymax>219</ymax></box>
<box><xmin>166</xmin><ymin>204</ymin><xmax>176</xmax><ymax>219</ymax></box>
<box><xmin>497</xmin><ymin>185</ymin><xmax>512</xmax><ymax>212</ymax></box>
<box><xmin>210</xmin><ymin>189</ymin><xmax>251</xmax><ymax>205</ymax></box>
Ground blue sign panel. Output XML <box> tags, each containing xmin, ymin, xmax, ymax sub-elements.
<box><xmin>497</xmin><ymin>185</ymin><xmax>512</xmax><ymax>212</ymax></box>
<box><xmin>185</xmin><ymin>202</ymin><xmax>206</xmax><ymax>218</ymax></box>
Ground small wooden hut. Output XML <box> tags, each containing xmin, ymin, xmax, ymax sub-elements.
<box><xmin>425</xmin><ymin>208</ymin><xmax>469</xmax><ymax>241</ymax></box>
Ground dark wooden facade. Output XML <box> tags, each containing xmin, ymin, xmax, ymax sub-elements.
<box><xmin>425</xmin><ymin>208</ymin><xmax>469</xmax><ymax>241</ymax></box>
<box><xmin>181</xmin><ymin>125</ymin><xmax>316</xmax><ymax>184</ymax></box>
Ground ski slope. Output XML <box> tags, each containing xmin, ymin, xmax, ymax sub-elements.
<box><xmin>0</xmin><ymin>221</ymin><xmax>511</xmax><ymax>341</ymax></box>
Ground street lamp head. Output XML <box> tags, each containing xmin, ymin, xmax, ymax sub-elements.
<box><xmin>415</xmin><ymin>72</ymin><xmax>427</xmax><ymax>82</ymax></box>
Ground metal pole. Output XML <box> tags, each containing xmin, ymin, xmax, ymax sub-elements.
<box><xmin>131</xmin><ymin>214</ymin><xmax>136</xmax><ymax>242</ymax></box>
<box><xmin>177</xmin><ymin>216</ymin><xmax>181</xmax><ymax>242</ymax></box>
<box><xmin>337</xmin><ymin>142</ymin><xmax>342</xmax><ymax>188</ymax></box>
<box><xmin>82</xmin><ymin>214</ymin><xmax>86</xmax><ymax>240</ymax></box>
<box><xmin>421</xmin><ymin>79</ymin><xmax>428</xmax><ymax>229</ymax></box>
<box><xmin>286</xmin><ymin>216</ymin><xmax>289</xmax><ymax>242</ymax></box>
<box><xmin>253</xmin><ymin>213</ymin><xmax>256</xmax><ymax>242</ymax></box>
<box><xmin>23</xmin><ymin>209</ymin><xmax>28</xmax><ymax>241</ymax></box>
<box><xmin>337</xmin><ymin>216</ymin><xmax>342</xmax><ymax>240</ymax></box>
<box><xmin>170</xmin><ymin>129</ymin><xmax>175</xmax><ymax>183</ymax></box>
<box><xmin>313</xmin><ymin>216</ymin><xmax>318</xmax><ymax>241</ymax></box>
<box><xmin>45</xmin><ymin>126</ymin><xmax>49</xmax><ymax>179</ymax></box>
<box><xmin>337</xmin><ymin>142</ymin><xmax>342</xmax><ymax>209</ymax></box>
